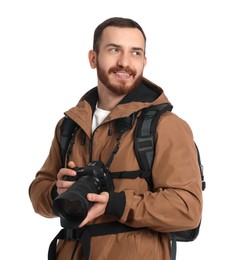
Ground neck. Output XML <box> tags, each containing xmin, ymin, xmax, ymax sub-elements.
<box><xmin>97</xmin><ymin>84</ymin><xmax>126</xmax><ymax>111</ymax></box>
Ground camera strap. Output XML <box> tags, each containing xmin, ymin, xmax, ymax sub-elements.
<box><xmin>48</xmin><ymin>221</ymin><xmax>146</xmax><ymax>260</ymax></box>
<box><xmin>105</xmin><ymin>131</ymin><xmax>124</xmax><ymax>169</ymax></box>
<box><xmin>105</xmin><ymin>112</ymin><xmax>137</xmax><ymax>169</ymax></box>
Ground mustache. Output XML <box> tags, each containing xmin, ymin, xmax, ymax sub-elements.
<box><xmin>109</xmin><ymin>66</ymin><xmax>136</xmax><ymax>76</ymax></box>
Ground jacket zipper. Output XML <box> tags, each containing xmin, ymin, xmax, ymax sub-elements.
<box><xmin>89</xmin><ymin>122</ymin><xmax>113</xmax><ymax>162</ymax></box>
<box><xmin>89</xmin><ymin>132</ymin><xmax>94</xmax><ymax>162</ymax></box>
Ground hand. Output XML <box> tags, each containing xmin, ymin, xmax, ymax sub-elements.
<box><xmin>79</xmin><ymin>192</ymin><xmax>109</xmax><ymax>227</ymax></box>
<box><xmin>56</xmin><ymin>161</ymin><xmax>77</xmax><ymax>195</ymax></box>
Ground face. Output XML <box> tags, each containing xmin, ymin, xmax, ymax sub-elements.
<box><xmin>89</xmin><ymin>26</ymin><xmax>147</xmax><ymax>95</ymax></box>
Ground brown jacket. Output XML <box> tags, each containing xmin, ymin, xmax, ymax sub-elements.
<box><xmin>29</xmin><ymin>78</ymin><xmax>203</xmax><ymax>260</ymax></box>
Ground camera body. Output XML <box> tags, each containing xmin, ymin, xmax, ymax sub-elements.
<box><xmin>63</xmin><ymin>161</ymin><xmax>109</xmax><ymax>188</ymax></box>
<box><xmin>53</xmin><ymin>161</ymin><xmax>114</xmax><ymax>229</ymax></box>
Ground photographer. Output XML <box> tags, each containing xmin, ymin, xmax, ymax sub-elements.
<box><xmin>29</xmin><ymin>17</ymin><xmax>203</xmax><ymax>260</ymax></box>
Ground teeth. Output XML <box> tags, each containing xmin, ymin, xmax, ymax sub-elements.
<box><xmin>116</xmin><ymin>72</ymin><xmax>130</xmax><ymax>76</ymax></box>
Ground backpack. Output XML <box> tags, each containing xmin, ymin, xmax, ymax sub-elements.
<box><xmin>133</xmin><ymin>104</ymin><xmax>205</xmax><ymax>260</ymax></box>
<box><xmin>52</xmin><ymin>103</ymin><xmax>206</xmax><ymax>260</ymax></box>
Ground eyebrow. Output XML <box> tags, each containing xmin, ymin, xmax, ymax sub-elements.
<box><xmin>105</xmin><ymin>43</ymin><xmax>145</xmax><ymax>53</ymax></box>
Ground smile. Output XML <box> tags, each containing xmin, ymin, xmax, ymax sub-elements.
<box><xmin>115</xmin><ymin>71</ymin><xmax>132</xmax><ymax>78</ymax></box>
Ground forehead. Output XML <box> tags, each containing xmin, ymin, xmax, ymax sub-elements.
<box><xmin>99</xmin><ymin>26</ymin><xmax>145</xmax><ymax>50</ymax></box>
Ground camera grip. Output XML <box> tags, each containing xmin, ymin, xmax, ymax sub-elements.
<box><xmin>63</xmin><ymin>175</ymin><xmax>77</xmax><ymax>181</ymax></box>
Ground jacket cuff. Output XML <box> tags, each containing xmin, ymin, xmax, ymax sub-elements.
<box><xmin>105</xmin><ymin>191</ymin><xmax>126</xmax><ymax>218</ymax></box>
<box><xmin>51</xmin><ymin>183</ymin><xmax>58</xmax><ymax>201</ymax></box>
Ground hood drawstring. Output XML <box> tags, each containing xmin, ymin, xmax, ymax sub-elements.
<box><xmin>108</xmin><ymin>122</ymin><xmax>113</xmax><ymax>136</ymax></box>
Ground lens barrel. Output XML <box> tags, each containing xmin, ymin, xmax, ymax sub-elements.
<box><xmin>53</xmin><ymin>175</ymin><xmax>101</xmax><ymax>229</ymax></box>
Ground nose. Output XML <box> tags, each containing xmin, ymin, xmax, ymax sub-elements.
<box><xmin>117</xmin><ymin>52</ymin><xmax>130</xmax><ymax>68</ymax></box>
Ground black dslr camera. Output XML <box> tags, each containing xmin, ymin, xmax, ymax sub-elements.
<box><xmin>53</xmin><ymin>161</ymin><xmax>114</xmax><ymax>229</ymax></box>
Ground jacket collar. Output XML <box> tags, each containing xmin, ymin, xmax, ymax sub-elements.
<box><xmin>82</xmin><ymin>77</ymin><xmax>166</xmax><ymax>109</ymax></box>
<box><xmin>64</xmin><ymin>77</ymin><xmax>171</xmax><ymax>136</ymax></box>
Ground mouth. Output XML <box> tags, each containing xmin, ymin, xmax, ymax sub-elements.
<box><xmin>114</xmin><ymin>71</ymin><xmax>132</xmax><ymax>79</ymax></box>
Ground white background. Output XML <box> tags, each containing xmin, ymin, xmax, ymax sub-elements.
<box><xmin>1</xmin><ymin>0</ymin><xmax>246</xmax><ymax>259</ymax></box>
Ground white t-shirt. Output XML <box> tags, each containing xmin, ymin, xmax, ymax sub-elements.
<box><xmin>92</xmin><ymin>104</ymin><xmax>111</xmax><ymax>132</ymax></box>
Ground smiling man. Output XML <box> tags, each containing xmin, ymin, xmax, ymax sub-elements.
<box><xmin>29</xmin><ymin>17</ymin><xmax>203</xmax><ymax>260</ymax></box>
<box><xmin>89</xmin><ymin>23</ymin><xmax>147</xmax><ymax>109</ymax></box>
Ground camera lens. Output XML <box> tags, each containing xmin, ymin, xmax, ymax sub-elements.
<box><xmin>60</xmin><ymin>199</ymin><xmax>83</xmax><ymax>218</ymax></box>
<box><xmin>53</xmin><ymin>190</ymin><xmax>91</xmax><ymax>228</ymax></box>
<box><xmin>53</xmin><ymin>175</ymin><xmax>100</xmax><ymax>229</ymax></box>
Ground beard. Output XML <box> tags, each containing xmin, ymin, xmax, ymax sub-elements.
<box><xmin>97</xmin><ymin>64</ymin><xmax>143</xmax><ymax>95</ymax></box>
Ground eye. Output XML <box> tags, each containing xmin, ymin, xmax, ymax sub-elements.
<box><xmin>110</xmin><ymin>47</ymin><xmax>119</xmax><ymax>54</ymax></box>
<box><xmin>132</xmin><ymin>51</ymin><xmax>140</xmax><ymax>56</ymax></box>
<box><xmin>132</xmin><ymin>50</ymin><xmax>144</xmax><ymax>57</ymax></box>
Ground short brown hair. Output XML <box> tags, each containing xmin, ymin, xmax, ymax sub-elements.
<box><xmin>93</xmin><ymin>17</ymin><xmax>146</xmax><ymax>53</ymax></box>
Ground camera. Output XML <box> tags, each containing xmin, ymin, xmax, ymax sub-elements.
<box><xmin>53</xmin><ymin>161</ymin><xmax>114</xmax><ymax>229</ymax></box>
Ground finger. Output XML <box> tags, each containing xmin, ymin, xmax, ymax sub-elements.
<box><xmin>87</xmin><ymin>193</ymin><xmax>101</xmax><ymax>202</ymax></box>
<box><xmin>87</xmin><ymin>192</ymin><xmax>108</xmax><ymax>203</ymax></box>
<box><xmin>79</xmin><ymin>215</ymin><xmax>90</xmax><ymax>227</ymax></box>
<box><xmin>57</xmin><ymin>187</ymin><xmax>67</xmax><ymax>195</ymax></box>
<box><xmin>57</xmin><ymin>168</ymin><xmax>77</xmax><ymax>181</ymax></box>
<box><xmin>57</xmin><ymin>168</ymin><xmax>68</xmax><ymax>180</ymax></box>
<box><xmin>57</xmin><ymin>171</ymin><xmax>64</xmax><ymax>180</ymax></box>
<box><xmin>68</xmin><ymin>161</ymin><xmax>76</xmax><ymax>168</ymax></box>
<box><xmin>56</xmin><ymin>178</ymin><xmax>75</xmax><ymax>190</ymax></box>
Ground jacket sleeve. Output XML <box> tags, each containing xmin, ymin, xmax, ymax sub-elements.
<box><xmin>117</xmin><ymin>112</ymin><xmax>203</xmax><ymax>233</ymax></box>
<box><xmin>28</xmin><ymin>119</ymin><xmax>64</xmax><ymax>218</ymax></box>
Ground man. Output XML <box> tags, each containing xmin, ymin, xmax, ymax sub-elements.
<box><xmin>29</xmin><ymin>17</ymin><xmax>203</xmax><ymax>260</ymax></box>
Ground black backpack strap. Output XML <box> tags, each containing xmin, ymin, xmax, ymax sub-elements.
<box><xmin>48</xmin><ymin>222</ymin><xmax>146</xmax><ymax>260</ymax></box>
<box><xmin>110</xmin><ymin>170</ymin><xmax>149</xmax><ymax>179</ymax></box>
<box><xmin>134</xmin><ymin>103</ymin><xmax>173</xmax><ymax>186</ymax></box>
<box><xmin>194</xmin><ymin>142</ymin><xmax>206</xmax><ymax>191</ymax></box>
<box><xmin>60</xmin><ymin>117</ymin><xmax>79</xmax><ymax>166</ymax></box>
<box><xmin>170</xmin><ymin>233</ymin><xmax>177</xmax><ymax>260</ymax></box>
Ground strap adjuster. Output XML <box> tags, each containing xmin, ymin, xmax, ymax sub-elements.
<box><xmin>64</xmin><ymin>228</ymin><xmax>80</xmax><ymax>240</ymax></box>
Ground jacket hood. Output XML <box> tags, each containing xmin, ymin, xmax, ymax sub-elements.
<box><xmin>64</xmin><ymin>77</ymin><xmax>171</xmax><ymax>135</ymax></box>
<box><xmin>82</xmin><ymin>77</ymin><xmax>170</xmax><ymax>110</ymax></box>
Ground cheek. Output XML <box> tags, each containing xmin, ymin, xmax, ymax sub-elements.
<box><xmin>135</xmin><ymin>62</ymin><xmax>145</xmax><ymax>75</ymax></box>
<box><xmin>99</xmin><ymin>53</ymin><xmax>118</xmax><ymax>67</ymax></box>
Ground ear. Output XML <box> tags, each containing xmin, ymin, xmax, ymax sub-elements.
<box><xmin>143</xmin><ymin>56</ymin><xmax>147</xmax><ymax>67</ymax></box>
<box><xmin>88</xmin><ymin>50</ymin><xmax>97</xmax><ymax>69</ymax></box>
